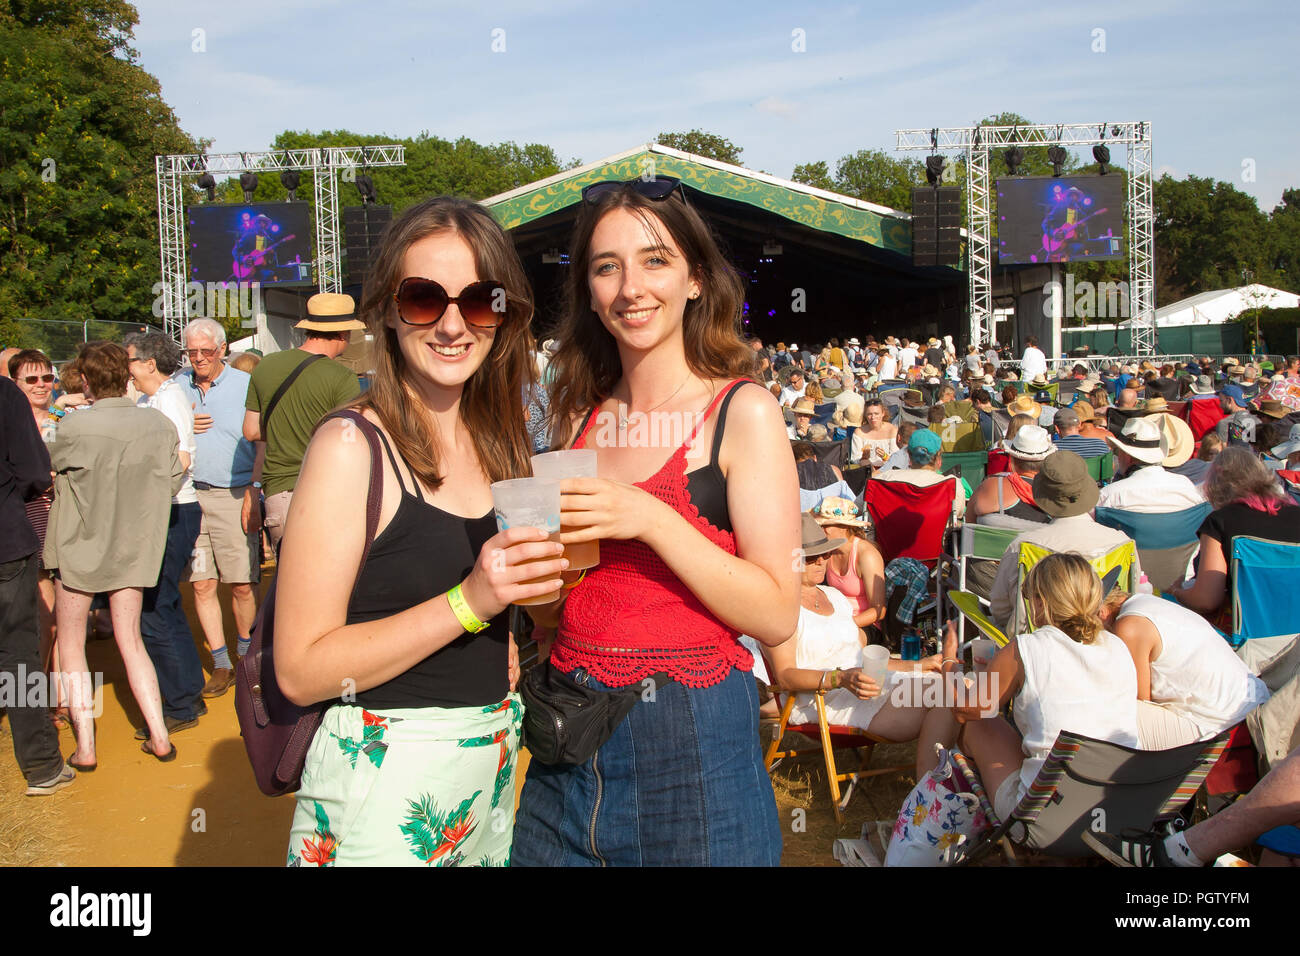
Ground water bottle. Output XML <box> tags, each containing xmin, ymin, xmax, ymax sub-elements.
<box><xmin>901</xmin><ymin>630</ymin><xmax>922</xmax><ymax>661</ymax></box>
<box><xmin>1135</xmin><ymin>573</ymin><xmax>1154</xmax><ymax>596</ymax></box>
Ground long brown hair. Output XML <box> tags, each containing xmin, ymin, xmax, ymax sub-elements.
<box><xmin>353</xmin><ymin>197</ymin><xmax>536</xmax><ymax>488</ymax></box>
<box><xmin>547</xmin><ymin>184</ymin><xmax>756</xmax><ymax>447</ymax></box>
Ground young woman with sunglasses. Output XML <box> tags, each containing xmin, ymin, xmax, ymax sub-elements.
<box><xmin>275</xmin><ymin>197</ymin><xmax>561</xmax><ymax>867</ymax></box>
<box><xmin>511</xmin><ymin>177</ymin><xmax>801</xmax><ymax>866</ymax></box>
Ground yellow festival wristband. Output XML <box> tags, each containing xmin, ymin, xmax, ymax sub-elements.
<box><xmin>447</xmin><ymin>584</ymin><xmax>489</xmax><ymax>634</ymax></box>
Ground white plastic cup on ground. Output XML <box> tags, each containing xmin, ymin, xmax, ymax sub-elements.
<box><xmin>860</xmin><ymin>645</ymin><xmax>890</xmax><ymax>697</ymax></box>
<box><xmin>530</xmin><ymin>450</ymin><xmax>599</xmax><ymax>570</ymax></box>
<box><xmin>490</xmin><ymin>477</ymin><xmax>562</xmax><ymax>606</ymax></box>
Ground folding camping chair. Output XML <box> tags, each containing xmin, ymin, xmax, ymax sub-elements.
<box><xmin>760</xmin><ymin>651</ymin><xmax>909</xmax><ymax>824</ymax></box>
<box><xmin>1095</xmin><ymin>502</ymin><xmax>1212</xmax><ymax>592</ymax></box>
<box><xmin>1084</xmin><ymin>452</ymin><xmax>1115</xmax><ymax>484</ymax></box>
<box><xmin>863</xmin><ymin>477</ymin><xmax>957</xmax><ymax>634</ymax></box>
<box><xmin>946</xmin><ymin>524</ymin><xmax>1021</xmax><ymax>643</ymax></box>
<box><xmin>941</xmin><ymin>451</ymin><xmax>989</xmax><ymax>489</ymax></box>
<box><xmin>1183</xmin><ymin>398</ymin><xmax>1227</xmax><ymax>444</ymax></box>
<box><xmin>1229</xmin><ymin>536</ymin><xmax>1300</xmax><ymax>648</ymax></box>
<box><xmin>938</xmin><ymin>423</ymin><xmax>986</xmax><ymax>454</ymax></box>
<box><xmin>1008</xmin><ymin>540</ymin><xmax>1137</xmax><ymax>638</ymax></box>
<box><xmin>952</xmin><ymin>730</ymin><xmax>1230</xmax><ymax>864</ymax></box>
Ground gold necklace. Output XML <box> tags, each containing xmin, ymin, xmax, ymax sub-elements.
<box><xmin>616</xmin><ymin>373</ymin><xmax>692</xmax><ymax>431</ymax></box>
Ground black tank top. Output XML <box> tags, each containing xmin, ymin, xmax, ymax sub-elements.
<box><xmin>348</xmin><ymin>429</ymin><xmax>508</xmax><ymax>711</ymax></box>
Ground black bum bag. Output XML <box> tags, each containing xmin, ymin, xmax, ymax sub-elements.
<box><xmin>520</xmin><ymin>662</ymin><xmax>671</xmax><ymax>766</ymax></box>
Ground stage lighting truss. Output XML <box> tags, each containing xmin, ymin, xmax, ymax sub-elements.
<box><xmin>154</xmin><ymin>145</ymin><xmax>406</xmax><ymax>340</ymax></box>
<box><xmin>894</xmin><ymin>122</ymin><xmax>1156</xmax><ymax>357</ymax></box>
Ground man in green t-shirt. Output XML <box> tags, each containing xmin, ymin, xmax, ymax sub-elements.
<box><xmin>242</xmin><ymin>293</ymin><xmax>363</xmax><ymax>550</ymax></box>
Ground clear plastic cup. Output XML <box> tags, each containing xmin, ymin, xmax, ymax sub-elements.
<box><xmin>530</xmin><ymin>450</ymin><xmax>599</xmax><ymax>571</ymax></box>
<box><xmin>490</xmin><ymin>478</ymin><xmax>562</xmax><ymax>606</ymax></box>
<box><xmin>971</xmin><ymin>638</ymin><xmax>997</xmax><ymax>672</ymax></box>
<box><xmin>860</xmin><ymin>645</ymin><xmax>890</xmax><ymax>697</ymax></box>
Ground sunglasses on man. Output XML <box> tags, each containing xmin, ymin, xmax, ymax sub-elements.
<box><xmin>393</xmin><ymin>279</ymin><xmax>509</xmax><ymax>329</ymax></box>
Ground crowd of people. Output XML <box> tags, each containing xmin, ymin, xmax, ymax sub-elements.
<box><xmin>1</xmin><ymin>181</ymin><xmax>1297</xmax><ymax>868</ymax></box>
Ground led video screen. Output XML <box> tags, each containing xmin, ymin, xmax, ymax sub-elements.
<box><xmin>995</xmin><ymin>175</ymin><xmax>1125</xmax><ymax>265</ymax></box>
<box><xmin>186</xmin><ymin>203</ymin><xmax>313</xmax><ymax>284</ymax></box>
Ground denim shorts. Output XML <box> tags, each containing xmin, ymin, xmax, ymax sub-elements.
<box><xmin>511</xmin><ymin>665</ymin><xmax>782</xmax><ymax>866</ymax></box>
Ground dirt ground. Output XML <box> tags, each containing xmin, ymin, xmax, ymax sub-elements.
<box><xmin>0</xmin><ymin>570</ymin><xmax>922</xmax><ymax>868</ymax></box>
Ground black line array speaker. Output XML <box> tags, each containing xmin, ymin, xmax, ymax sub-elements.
<box><xmin>343</xmin><ymin>204</ymin><xmax>393</xmax><ymax>284</ymax></box>
<box><xmin>911</xmin><ymin>187</ymin><xmax>961</xmax><ymax>267</ymax></box>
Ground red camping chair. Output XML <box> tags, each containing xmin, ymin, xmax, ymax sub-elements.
<box><xmin>1183</xmin><ymin>398</ymin><xmax>1226</xmax><ymax>444</ymax></box>
<box><xmin>863</xmin><ymin>477</ymin><xmax>956</xmax><ymax>634</ymax></box>
<box><xmin>759</xmin><ymin>648</ymin><xmax>909</xmax><ymax>824</ymax></box>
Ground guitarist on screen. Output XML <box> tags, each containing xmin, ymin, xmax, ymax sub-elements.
<box><xmin>231</xmin><ymin>214</ymin><xmax>288</xmax><ymax>281</ymax></box>
<box><xmin>1040</xmin><ymin>186</ymin><xmax>1093</xmax><ymax>260</ymax></box>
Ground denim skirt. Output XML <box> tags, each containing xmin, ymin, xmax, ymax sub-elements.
<box><xmin>511</xmin><ymin>665</ymin><xmax>782</xmax><ymax>866</ymax></box>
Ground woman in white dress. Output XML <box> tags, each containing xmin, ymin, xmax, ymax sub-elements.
<box><xmin>850</xmin><ymin>399</ymin><xmax>898</xmax><ymax>469</ymax></box>
<box><xmin>766</xmin><ymin>515</ymin><xmax>946</xmax><ymax>778</ymax></box>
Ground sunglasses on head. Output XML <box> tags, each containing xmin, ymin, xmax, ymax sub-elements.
<box><xmin>393</xmin><ymin>278</ymin><xmax>508</xmax><ymax>329</ymax></box>
<box><xmin>23</xmin><ymin>374</ymin><xmax>56</xmax><ymax>385</ymax></box>
<box><xmin>581</xmin><ymin>176</ymin><xmax>683</xmax><ymax>205</ymax></box>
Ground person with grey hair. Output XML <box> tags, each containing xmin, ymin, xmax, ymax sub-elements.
<box><xmin>124</xmin><ymin>331</ymin><xmax>206</xmax><ymax>736</ymax></box>
<box><xmin>174</xmin><ymin>317</ymin><xmax>261</xmax><ymax>696</ymax></box>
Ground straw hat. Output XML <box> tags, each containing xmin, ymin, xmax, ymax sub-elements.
<box><xmin>1109</xmin><ymin>416</ymin><xmax>1168</xmax><ymax>465</ymax></box>
<box><xmin>847</xmin><ymin>337</ymin><xmax>861</xmax><ymax>346</ymax></box>
<box><xmin>1006</xmin><ymin>394</ymin><xmax>1043</xmax><ymax>419</ymax></box>
<box><xmin>1156</xmin><ymin>413</ymin><xmax>1195</xmax><ymax>468</ymax></box>
<box><xmin>921</xmin><ymin>364</ymin><xmax>940</xmax><ymax>378</ymax></box>
<box><xmin>1258</xmin><ymin>399</ymin><xmax>1290</xmax><ymax>420</ymax></box>
<box><xmin>1027</xmin><ymin>373</ymin><xmax>1051</xmax><ymax>389</ymax></box>
<box><xmin>793</xmin><ymin>397</ymin><xmax>817</xmax><ymax>415</ymax></box>
<box><xmin>813</xmin><ymin>496</ymin><xmax>871</xmax><ymax>528</ymax></box>
<box><xmin>1032</xmin><ymin>451</ymin><xmax>1099</xmax><ymax>518</ymax></box>
<box><xmin>295</xmin><ymin>292</ymin><xmax>366</xmax><ymax>332</ymax></box>
<box><xmin>1142</xmin><ymin>396</ymin><xmax>1169</xmax><ymax>413</ymax></box>
<box><xmin>800</xmin><ymin>513</ymin><xmax>849</xmax><ymax>558</ymax></box>
<box><xmin>1072</xmin><ymin>400</ymin><xmax>1097</xmax><ymax>424</ymax></box>
<box><xmin>1002</xmin><ymin>424</ymin><xmax>1056</xmax><ymax>462</ymax></box>
<box><xmin>806</xmin><ymin>423</ymin><xmax>830</xmax><ymax>442</ymax></box>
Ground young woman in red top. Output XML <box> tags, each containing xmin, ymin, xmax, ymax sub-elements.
<box><xmin>513</xmin><ymin>177</ymin><xmax>801</xmax><ymax>866</ymax></box>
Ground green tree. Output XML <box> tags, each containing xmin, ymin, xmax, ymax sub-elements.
<box><xmin>0</xmin><ymin>0</ymin><xmax>201</xmax><ymax>346</ymax></box>
<box><xmin>789</xmin><ymin>160</ymin><xmax>834</xmax><ymax>192</ymax></box>
<box><xmin>1267</xmin><ymin>188</ymin><xmax>1300</xmax><ymax>295</ymax></box>
<box><xmin>655</xmin><ymin>129</ymin><xmax>743</xmax><ymax>165</ymax></box>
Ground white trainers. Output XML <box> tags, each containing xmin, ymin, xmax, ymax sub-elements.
<box><xmin>26</xmin><ymin>762</ymin><xmax>76</xmax><ymax>797</ymax></box>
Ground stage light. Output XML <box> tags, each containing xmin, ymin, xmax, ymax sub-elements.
<box><xmin>355</xmin><ymin>173</ymin><xmax>377</xmax><ymax>204</ymax></box>
<box><xmin>1003</xmin><ymin>146</ymin><xmax>1024</xmax><ymax>176</ymax></box>
<box><xmin>196</xmin><ymin>172</ymin><xmax>216</xmax><ymax>202</ymax></box>
<box><xmin>925</xmin><ymin>155</ymin><xmax>946</xmax><ymax>186</ymax></box>
<box><xmin>1092</xmin><ymin>144</ymin><xmax>1111</xmax><ymax>175</ymax></box>
<box><xmin>280</xmin><ymin>170</ymin><xmax>301</xmax><ymax>201</ymax></box>
<box><xmin>1046</xmin><ymin>146</ymin><xmax>1067</xmax><ymax>177</ymax></box>
<box><xmin>239</xmin><ymin>172</ymin><xmax>259</xmax><ymax>202</ymax></box>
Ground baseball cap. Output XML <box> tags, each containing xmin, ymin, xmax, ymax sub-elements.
<box><xmin>909</xmin><ymin>428</ymin><xmax>942</xmax><ymax>455</ymax></box>
<box><xmin>1219</xmin><ymin>383</ymin><xmax>1246</xmax><ymax>405</ymax></box>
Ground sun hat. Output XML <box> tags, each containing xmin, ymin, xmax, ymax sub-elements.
<box><xmin>800</xmin><ymin>512</ymin><xmax>849</xmax><ymax>559</ymax></box>
<box><xmin>1072</xmin><ymin>399</ymin><xmax>1097</xmax><ymax>424</ymax></box>
<box><xmin>1006</xmin><ymin>394</ymin><xmax>1043</xmax><ymax>419</ymax></box>
<box><xmin>789</xmin><ymin>342</ymin><xmax>798</xmax><ymax>350</ymax></box>
<box><xmin>1109</xmin><ymin>416</ymin><xmax>1168</xmax><ymax>465</ymax></box>
<box><xmin>834</xmin><ymin>401</ymin><xmax>865</xmax><ymax>428</ymax></box>
<box><xmin>1141</xmin><ymin>395</ymin><xmax>1169</xmax><ymax>413</ymax></box>
<box><xmin>814</xmin><ymin>496</ymin><xmax>870</xmax><ymax>528</ymax></box>
<box><xmin>806</xmin><ymin>423</ymin><xmax>830</xmax><ymax>442</ymax></box>
<box><xmin>1027</xmin><ymin>373</ymin><xmax>1051</xmax><ymax>389</ymax></box>
<box><xmin>901</xmin><ymin>389</ymin><xmax>926</xmax><ymax>407</ymax></box>
<box><xmin>1258</xmin><ymin>399</ymin><xmax>1290</xmax><ymax>419</ymax></box>
<box><xmin>296</xmin><ymin>292</ymin><xmax>366</xmax><ymax>332</ymax></box>
<box><xmin>1271</xmin><ymin>423</ymin><xmax>1300</xmax><ymax>459</ymax></box>
<box><xmin>980</xmin><ymin>374</ymin><xmax>995</xmax><ymax>387</ymax></box>
<box><xmin>1227</xmin><ymin>364</ymin><xmax>1246</xmax><ymax>376</ymax></box>
<box><xmin>1156</xmin><ymin>413</ymin><xmax>1195</xmax><ymax>468</ymax></box>
<box><xmin>921</xmin><ymin>363</ymin><xmax>940</xmax><ymax>378</ymax></box>
<box><xmin>1031</xmin><ymin>450</ymin><xmax>1099</xmax><ymax>518</ymax></box>
<box><xmin>1003</xmin><ymin>423</ymin><xmax>1056</xmax><ymax>462</ymax></box>
<box><xmin>793</xmin><ymin>396</ymin><xmax>817</xmax><ymax>415</ymax></box>
<box><xmin>1189</xmin><ymin>374</ymin><xmax>1216</xmax><ymax>395</ymax></box>
<box><xmin>847</xmin><ymin>337</ymin><xmax>861</xmax><ymax>346</ymax></box>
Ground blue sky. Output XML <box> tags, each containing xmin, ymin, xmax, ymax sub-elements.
<box><xmin>132</xmin><ymin>0</ymin><xmax>1299</xmax><ymax>210</ymax></box>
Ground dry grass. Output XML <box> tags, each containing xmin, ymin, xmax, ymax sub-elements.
<box><xmin>0</xmin><ymin>720</ymin><xmax>77</xmax><ymax>867</ymax></box>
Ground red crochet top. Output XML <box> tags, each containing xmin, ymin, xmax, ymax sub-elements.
<box><xmin>550</xmin><ymin>380</ymin><xmax>754</xmax><ymax>688</ymax></box>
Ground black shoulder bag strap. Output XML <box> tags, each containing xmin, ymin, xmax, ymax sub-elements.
<box><xmin>260</xmin><ymin>353</ymin><xmax>325</xmax><ymax>438</ymax></box>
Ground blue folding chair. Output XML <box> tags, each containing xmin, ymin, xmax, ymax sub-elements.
<box><xmin>1095</xmin><ymin>503</ymin><xmax>1212</xmax><ymax>593</ymax></box>
<box><xmin>1230</xmin><ymin>536</ymin><xmax>1300</xmax><ymax>648</ymax></box>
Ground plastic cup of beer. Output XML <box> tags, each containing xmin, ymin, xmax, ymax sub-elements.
<box><xmin>530</xmin><ymin>449</ymin><xmax>599</xmax><ymax>571</ymax></box>
<box><xmin>490</xmin><ymin>477</ymin><xmax>562</xmax><ymax>606</ymax></box>
<box><xmin>971</xmin><ymin>638</ymin><xmax>996</xmax><ymax>673</ymax></box>
<box><xmin>860</xmin><ymin>645</ymin><xmax>890</xmax><ymax>697</ymax></box>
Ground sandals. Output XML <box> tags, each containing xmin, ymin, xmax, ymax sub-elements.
<box><xmin>140</xmin><ymin>741</ymin><xmax>177</xmax><ymax>762</ymax></box>
<box><xmin>68</xmin><ymin>755</ymin><xmax>97</xmax><ymax>772</ymax></box>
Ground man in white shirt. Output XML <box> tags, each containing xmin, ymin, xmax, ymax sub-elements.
<box><xmin>897</xmin><ymin>339</ymin><xmax>919</xmax><ymax>372</ymax></box>
<box><xmin>1020</xmin><ymin>336</ymin><xmax>1047</xmax><ymax>382</ymax></box>
<box><xmin>989</xmin><ymin>450</ymin><xmax>1142</xmax><ymax>636</ymax></box>
<box><xmin>124</xmin><ymin>332</ymin><xmax>206</xmax><ymax>734</ymax></box>
<box><xmin>1097</xmin><ymin>417</ymin><xmax>1205</xmax><ymax>513</ymax></box>
<box><xmin>779</xmin><ymin>370</ymin><xmax>808</xmax><ymax>408</ymax></box>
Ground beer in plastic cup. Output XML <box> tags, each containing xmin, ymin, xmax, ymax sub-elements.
<box><xmin>971</xmin><ymin>638</ymin><xmax>996</xmax><ymax>672</ymax></box>
<box><xmin>860</xmin><ymin>645</ymin><xmax>890</xmax><ymax>697</ymax></box>
<box><xmin>531</xmin><ymin>449</ymin><xmax>600</xmax><ymax>570</ymax></box>
<box><xmin>490</xmin><ymin>477</ymin><xmax>563</xmax><ymax>606</ymax></box>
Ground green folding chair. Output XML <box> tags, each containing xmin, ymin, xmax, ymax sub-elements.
<box><xmin>941</xmin><ymin>451</ymin><xmax>989</xmax><ymax>489</ymax></box>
